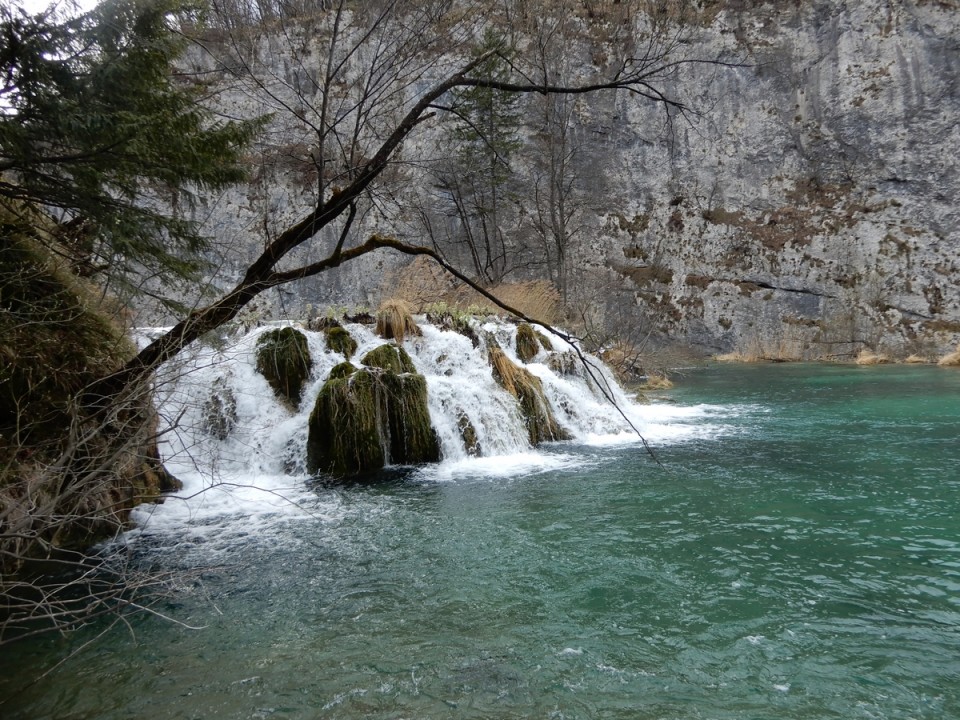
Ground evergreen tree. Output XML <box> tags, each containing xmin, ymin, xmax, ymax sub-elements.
<box><xmin>0</xmin><ymin>0</ymin><xmax>259</xmax><ymax>287</ymax></box>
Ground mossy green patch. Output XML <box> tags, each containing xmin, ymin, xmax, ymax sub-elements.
<box><xmin>307</xmin><ymin>362</ymin><xmax>439</xmax><ymax>477</ymax></box>
<box><xmin>362</xmin><ymin>343</ymin><xmax>417</xmax><ymax>374</ymax></box>
<box><xmin>328</xmin><ymin>361</ymin><xmax>358</xmax><ymax>381</ymax></box>
<box><xmin>515</xmin><ymin>323</ymin><xmax>541</xmax><ymax>363</ymax></box>
<box><xmin>307</xmin><ymin>368</ymin><xmax>385</xmax><ymax>476</ymax></box>
<box><xmin>324</xmin><ymin>326</ymin><xmax>357</xmax><ymax>358</ymax></box>
<box><xmin>255</xmin><ymin>327</ymin><xmax>313</xmax><ymax>407</ymax></box>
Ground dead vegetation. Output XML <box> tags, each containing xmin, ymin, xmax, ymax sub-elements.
<box><xmin>376</xmin><ymin>299</ymin><xmax>422</xmax><ymax>344</ymax></box>
<box><xmin>488</xmin><ymin>343</ymin><xmax>569</xmax><ymax>445</ymax></box>
<box><xmin>385</xmin><ymin>256</ymin><xmax>562</xmax><ymax>323</ymax></box>
<box><xmin>938</xmin><ymin>344</ymin><xmax>960</xmax><ymax>367</ymax></box>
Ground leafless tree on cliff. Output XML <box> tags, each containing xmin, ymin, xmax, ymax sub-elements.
<box><xmin>96</xmin><ymin>0</ymin><xmax>730</xmax><ymax>401</ymax></box>
<box><xmin>2</xmin><ymin>0</ymin><xmax>732</xmax><ymax>652</ymax></box>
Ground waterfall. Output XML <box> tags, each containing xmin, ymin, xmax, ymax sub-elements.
<box><xmin>129</xmin><ymin>317</ymin><xmax>711</xmax><ymax>538</ymax></box>
<box><xmin>149</xmin><ymin>318</ymin><xmax>644</xmax><ymax>474</ymax></box>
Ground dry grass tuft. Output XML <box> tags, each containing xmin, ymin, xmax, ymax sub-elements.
<box><xmin>904</xmin><ymin>354</ymin><xmax>930</xmax><ymax>364</ymax></box>
<box><xmin>937</xmin><ymin>344</ymin><xmax>960</xmax><ymax>366</ymax></box>
<box><xmin>640</xmin><ymin>374</ymin><xmax>674</xmax><ymax>390</ymax></box>
<box><xmin>855</xmin><ymin>349</ymin><xmax>891</xmax><ymax>365</ymax></box>
<box><xmin>385</xmin><ymin>256</ymin><xmax>561</xmax><ymax>323</ymax></box>
<box><xmin>488</xmin><ymin>343</ymin><xmax>569</xmax><ymax>445</ymax></box>
<box><xmin>376</xmin><ymin>299</ymin><xmax>421</xmax><ymax>344</ymax></box>
<box><xmin>515</xmin><ymin>323</ymin><xmax>541</xmax><ymax>363</ymax></box>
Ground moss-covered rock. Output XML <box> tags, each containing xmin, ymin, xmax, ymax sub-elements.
<box><xmin>457</xmin><ymin>411</ymin><xmax>482</xmax><ymax>456</ymax></box>
<box><xmin>255</xmin><ymin>327</ymin><xmax>313</xmax><ymax>407</ymax></box>
<box><xmin>537</xmin><ymin>331</ymin><xmax>554</xmax><ymax>351</ymax></box>
<box><xmin>202</xmin><ymin>378</ymin><xmax>238</xmax><ymax>440</ymax></box>
<box><xmin>515</xmin><ymin>323</ymin><xmax>541</xmax><ymax>363</ymax></box>
<box><xmin>1</xmin><ymin>227</ymin><xmax>180</xmax><ymax>575</ymax></box>
<box><xmin>488</xmin><ymin>343</ymin><xmax>570</xmax><ymax>445</ymax></box>
<box><xmin>306</xmin><ymin>359</ymin><xmax>439</xmax><ymax>477</ymax></box>
<box><xmin>324</xmin><ymin>325</ymin><xmax>357</xmax><ymax>358</ymax></box>
<box><xmin>328</xmin><ymin>361</ymin><xmax>358</xmax><ymax>381</ymax></box>
<box><xmin>307</xmin><ymin>368</ymin><xmax>385</xmax><ymax>476</ymax></box>
<box><xmin>362</xmin><ymin>343</ymin><xmax>417</xmax><ymax>374</ymax></box>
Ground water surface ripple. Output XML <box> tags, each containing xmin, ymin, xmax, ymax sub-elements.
<box><xmin>2</xmin><ymin>364</ymin><xmax>959</xmax><ymax>719</ymax></box>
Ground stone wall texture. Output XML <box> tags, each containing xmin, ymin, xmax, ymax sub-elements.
<box><xmin>186</xmin><ymin>0</ymin><xmax>960</xmax><ymax>359</ymax></box>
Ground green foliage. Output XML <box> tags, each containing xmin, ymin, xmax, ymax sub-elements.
<box><xmin>449</xmin><ymin>28</ymin><xmax>522</xmax><ymax>182</ymax></box>
<box><xmin>255</xmin><ymin>327</ymin><xmax>313</xmax><ymax>407</ymax></box>
<box><xmin>306</xmin><ymin>363</ymin><xmax>439</xmax><ymax>477</ymax></box>
<box><xmin>324</xmin><ymin>326</ymin><xmax>357</xmax><ymax>359</ymax></box>
<box><xmin>0</xmin><ymin>0</ymin><xmax>260</xmax><ymax>288</ymax></box>
<box><xmin>435</xmin><ymin>29</ymin><xmax>522</xmax><ymax>284</ymax></box>
<box><xmin>361</xmin><ymin>343</ymin><xmax>417</xmax><ymax>375</ymax></box>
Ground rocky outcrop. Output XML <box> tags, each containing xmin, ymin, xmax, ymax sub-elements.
<box><xmin>583</xmin><ymin>0</ymin><xmax>960</xmax><ymax>359</ymax></box>
<box><xmin>255</xmin><ymin>327</ymin><xmax>312</xmax><ymax>407</ymax></box>
<box><xmin>306</xmin><ymin>345</ymin><xmax>440</xmax><ymax>476</ymax></box>
<box><xmin>177</xmin><ymin>0</ymin><xmax>959</xmax><ymax>360</ymax></box>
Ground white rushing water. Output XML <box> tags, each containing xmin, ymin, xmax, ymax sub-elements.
<box><xmin>130</xmin><ymin>318</ymin><xmax>726</xmax><ymax>540</ymax></box>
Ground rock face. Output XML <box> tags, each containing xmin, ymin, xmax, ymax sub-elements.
<box><xmin>180</xmin><ymin>0</ymin><xmax>959</xmax><ymax>359</ymax></box>
<box><xmin>306</xmin><ymin>345</ymin><xmax>440</xmax><ymax>476</ymax></box>
<box><xmin>581</xmin><ymin>0</ymin><xmax>960</xmax><ymax>358</ymax></box>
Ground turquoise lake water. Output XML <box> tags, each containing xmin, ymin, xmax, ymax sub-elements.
<box><xmin>2</xmin><ymin>363</ymin><xmax>959</xmax><ymax>718</ymax></box>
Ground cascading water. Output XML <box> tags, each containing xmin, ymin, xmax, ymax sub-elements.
<box><xmin>151</xmin><ymin>318</ymin><xmax>636</xmax><ymax>473</ymax></box>
<box><xmin>133</xmin><ymin>317</ymin><xmax>707</xmax><ymax>538</ymax></box>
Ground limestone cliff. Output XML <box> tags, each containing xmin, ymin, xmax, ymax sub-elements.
<box><xmin>177</xmin><ymin>0</ymin><xmax>959</xmax><ymax>360</ymax></box>
<box><xmin>587</xmin><ymin>0</ymin><xmax>960</xmax><ymax>359</ymax></box>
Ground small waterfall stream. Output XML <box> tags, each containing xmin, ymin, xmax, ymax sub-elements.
<box><xmin>132</xmin><ymin>316</ymin><xmax>706</xmax><ymax>538</ymax></box>
<box><xmin>150</xmin><ymin>318</ymin><xmax>641</xmax><ymax>476</ymax></box>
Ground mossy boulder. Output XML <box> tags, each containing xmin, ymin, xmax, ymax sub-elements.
<box><xmin>362</xmin><ymin>343</ymin><xmax>417</xmax><ymax>374</ymax></box>
<box><xmin>307</xmin><ymin>358</ymin><xmax>439</xmax><ymax>477</ymax></box>
<box><xmin>255</xmin><ymin>327</ymin><xmax>313</xmax><ymax>407</ymax></box>
<box><xmin>324</xmin><ymin>325</ymin><xmax>357</xmax><ymax>359</ymax></box>
<box><xmin>515</xmin><ymin>323</ymin><xmax>541</xmax><ymax>363</ymax></box>
<box><xmin>202</xmin><ymin>378</ymin><xmax>238</xmax><ymax>440</ymax></box>
<box><xmin>1</xmin><ymin>229</ymin><xmax>179</xmax><ymax>574</ymax></box>
<box><xmin>488</xmin><ymin>343</ymin><xmax>570</xmax><ymax>445</ymax></box>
